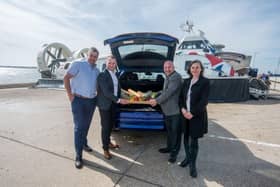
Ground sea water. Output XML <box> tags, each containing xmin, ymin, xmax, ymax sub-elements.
<box><xmin>0</xmin><ymin>67</ymin><xmax>40</xmax><ymax>85</ymax></box>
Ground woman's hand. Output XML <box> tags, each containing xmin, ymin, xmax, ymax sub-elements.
<box><xmin>181</xmin><ymin>108</ymin><xmax>187</xmax><ymax>114</ymax></box>
<box><xmin>181</xmin><ymin>108</ymin><xmax>189</xmax><ymax>119</ymax></box>
<box><xmin>186</xmin><ymin>112</ymin><xmax>193</xmax><ymax>119</ymax></box>
<box><xmin>181</xmin><ymin>108</ymin><xmax>193</xmax><ymax>120</ymax></box>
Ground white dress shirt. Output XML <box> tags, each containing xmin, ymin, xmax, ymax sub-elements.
<box><xmin>186</xmin><ymin>78</ymin><xmax>198</xmax><ymax>112</ymax></box>
<box><xmin>108</xmin><ymin>69</ymin><xmax>118</xmax><ymax>97</ymax></box>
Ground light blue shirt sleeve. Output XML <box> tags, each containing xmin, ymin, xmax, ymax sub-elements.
<box><xmin>67</xmin><ymin>62</ymin><xmax>80</xmax><ymax>76</ymax></box>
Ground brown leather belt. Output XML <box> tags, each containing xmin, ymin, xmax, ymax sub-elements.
<box><xmin>74</xmin><ymin>94</ymin><xmax>93</xmax><ymax>99</ymax></box>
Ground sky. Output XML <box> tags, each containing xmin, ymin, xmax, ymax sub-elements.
<box><xmin>0</xmin><ymin>0</ymin><xmax>279</xmax><ymax>73</ymax></box>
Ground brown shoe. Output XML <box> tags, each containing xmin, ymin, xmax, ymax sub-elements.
<box><xmin>104</xmin><ymin>150</ymin><xmax>112</xmax><ymax>160</ymax></box>
<box><xmin>109</xmin><ymin>142</ymin><xmax>120</xmax><ymax>149</ymax></box>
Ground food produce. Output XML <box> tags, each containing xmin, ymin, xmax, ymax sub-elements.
<box><xmin>121</xmin><ymin>89</ymin><xmax>161</xmax><ymax>103</ymax></box>
<box><xmin>128</xmin><ymin>89</ymin><xmax>142</xmax><ymax>98</ymax></box>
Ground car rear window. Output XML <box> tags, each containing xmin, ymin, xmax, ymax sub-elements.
<box><xmin>118</xmin><ymin>44</ymin><xmax>168</xmax><ymax>59</ymax></box>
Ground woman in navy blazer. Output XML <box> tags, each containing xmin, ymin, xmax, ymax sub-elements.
<box><xmin>178</xmin><ymin>60</ymin><xmax>210</xmax><ymax>178</ymax></box>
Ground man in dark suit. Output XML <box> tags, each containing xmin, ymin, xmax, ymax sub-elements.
<box><xmin>97</xmin><ymin>55</ymin><xmax>129</xmax><ymax>159</ymax></box>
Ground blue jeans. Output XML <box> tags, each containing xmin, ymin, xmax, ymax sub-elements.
<box><xmin>71</xmin><ymin>96</ymin><xmax>96</xmax><ymax>160</ymax></box>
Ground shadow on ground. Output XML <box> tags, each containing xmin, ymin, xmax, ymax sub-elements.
<box><xmin>80</xmin><ymin>120</ymin><xmax>280</xmax><ymax>187</ymax></box>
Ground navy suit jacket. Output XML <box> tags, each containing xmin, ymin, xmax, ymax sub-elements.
<box><xmin>97</xmin><ymin>69</ymin><xmax>121</xmax><ymax>110</ymax></box>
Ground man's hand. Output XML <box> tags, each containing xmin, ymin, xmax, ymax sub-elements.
<box><xmin>64</xmin><ymin>73</ymin><xmax>74</xmax><ymax>103</ymax></box>
<box><xmin>148</xmin><ymin>99</ymin><xmax>157</xmax><ymax>107</ymax></box>
<box><xmin>120</xmin><ymin>99</ymin><xmax>129</xmax><ymax>105</ymax></box>
<box><xmin>68</xmin><ymin>93</ymin><xmax>74</xmax><ymax>102</ymax></box>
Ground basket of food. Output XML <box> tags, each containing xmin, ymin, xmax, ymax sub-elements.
<box><xmin>121</xmin><ymin>89</ymin><xmax>161</xmax><ymax>104</ymax></box>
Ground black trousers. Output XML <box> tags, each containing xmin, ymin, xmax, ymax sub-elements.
<box><xmin>183</xmin><ymin>122</ymin><xmax>199</xmax><ymax>163</ymax></box>
<box><xmin>99</xmin><ymin>104</ymin><xmax>117</xmax><ymax>151</ymax></box>
<box><xmin>165</xmin><ymin>114</ymin><xmax>182</xmax><ymax>158</ymax></box>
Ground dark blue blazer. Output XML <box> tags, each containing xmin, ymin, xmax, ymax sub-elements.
<box><xmin>97</xmin><ymin>69</ymin><xmax>120</xmax><ymax>110</ymax></box>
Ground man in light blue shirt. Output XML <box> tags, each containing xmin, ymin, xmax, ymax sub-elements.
<box><xmin>64</xmin><ymin>47</ymin><xmax>100</xmax><ymax>169</ymax></box>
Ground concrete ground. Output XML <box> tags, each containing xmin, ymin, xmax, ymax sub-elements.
<box><xmin>0</xmin><ymin>88</ymin><xmax>279</xmax><ymax>187</ymax></box>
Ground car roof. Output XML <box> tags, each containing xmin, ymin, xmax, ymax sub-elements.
<box><xmin>104</xmin><ymin>32</ymin><xmax>179</xmax><ymax>45</ymax></box>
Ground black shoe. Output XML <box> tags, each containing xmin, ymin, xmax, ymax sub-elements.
<box><xmin>83</xmin><ymin>145</ymin><xmax>93</xmax><ymax>152</ymax></box>
<box><xmin>75</xmin><ymin>159</ymin><xmax>83</xmax><ymax>169</ymax></box>
<box><xmin>158</xmin><ymin>148</ymin><xmax>170</xmax><ymax>153</ymax></box>
<box><xmin>179</xmin><ymin>158</ymin><xmax>190</xmax><ymax>168</ymax></box>
<box><xmin>190</xmin><ymin>164</ymin><xmax>197</xmax><ymax>178</ymax></box>
<box><xmin>168</xmin><ymin>157</ymin><xmax>176</xmax><ymax>164</ymax></box>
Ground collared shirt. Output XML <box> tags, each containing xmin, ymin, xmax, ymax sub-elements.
<box><xmin>186</xmin><ymin>78</ymin><xmax>198</xmax><ymax>112</ymax></box>
<box><xmin>67</xmin><ymin>60</ymin><xmax>100</xmax><ymax>98</ymax></box>
<box><xmin>161</xmin><ymin>71</ymin><xmax>174</xmax><ymax>91</ymax></box>
<box><xmin>108</xmin><ymin>69</ymin><xmax>118</xmax><ymax>97</ymax></box>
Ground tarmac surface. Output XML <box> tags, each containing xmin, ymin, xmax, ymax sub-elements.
<box><xmin>0</xmin><ymin>88</ymin><xmax>280</xmax><ymax>187</ymax></box>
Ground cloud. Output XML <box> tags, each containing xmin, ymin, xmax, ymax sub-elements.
<box><xmin>0</xmin><ymin>0</ymin><xmax>107</xmax><ymax>66</ymax></box>
<box><xmin>0</xmin><ymin>0</ymin><xmax>279</xmax><ymax>72</ymax></box>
